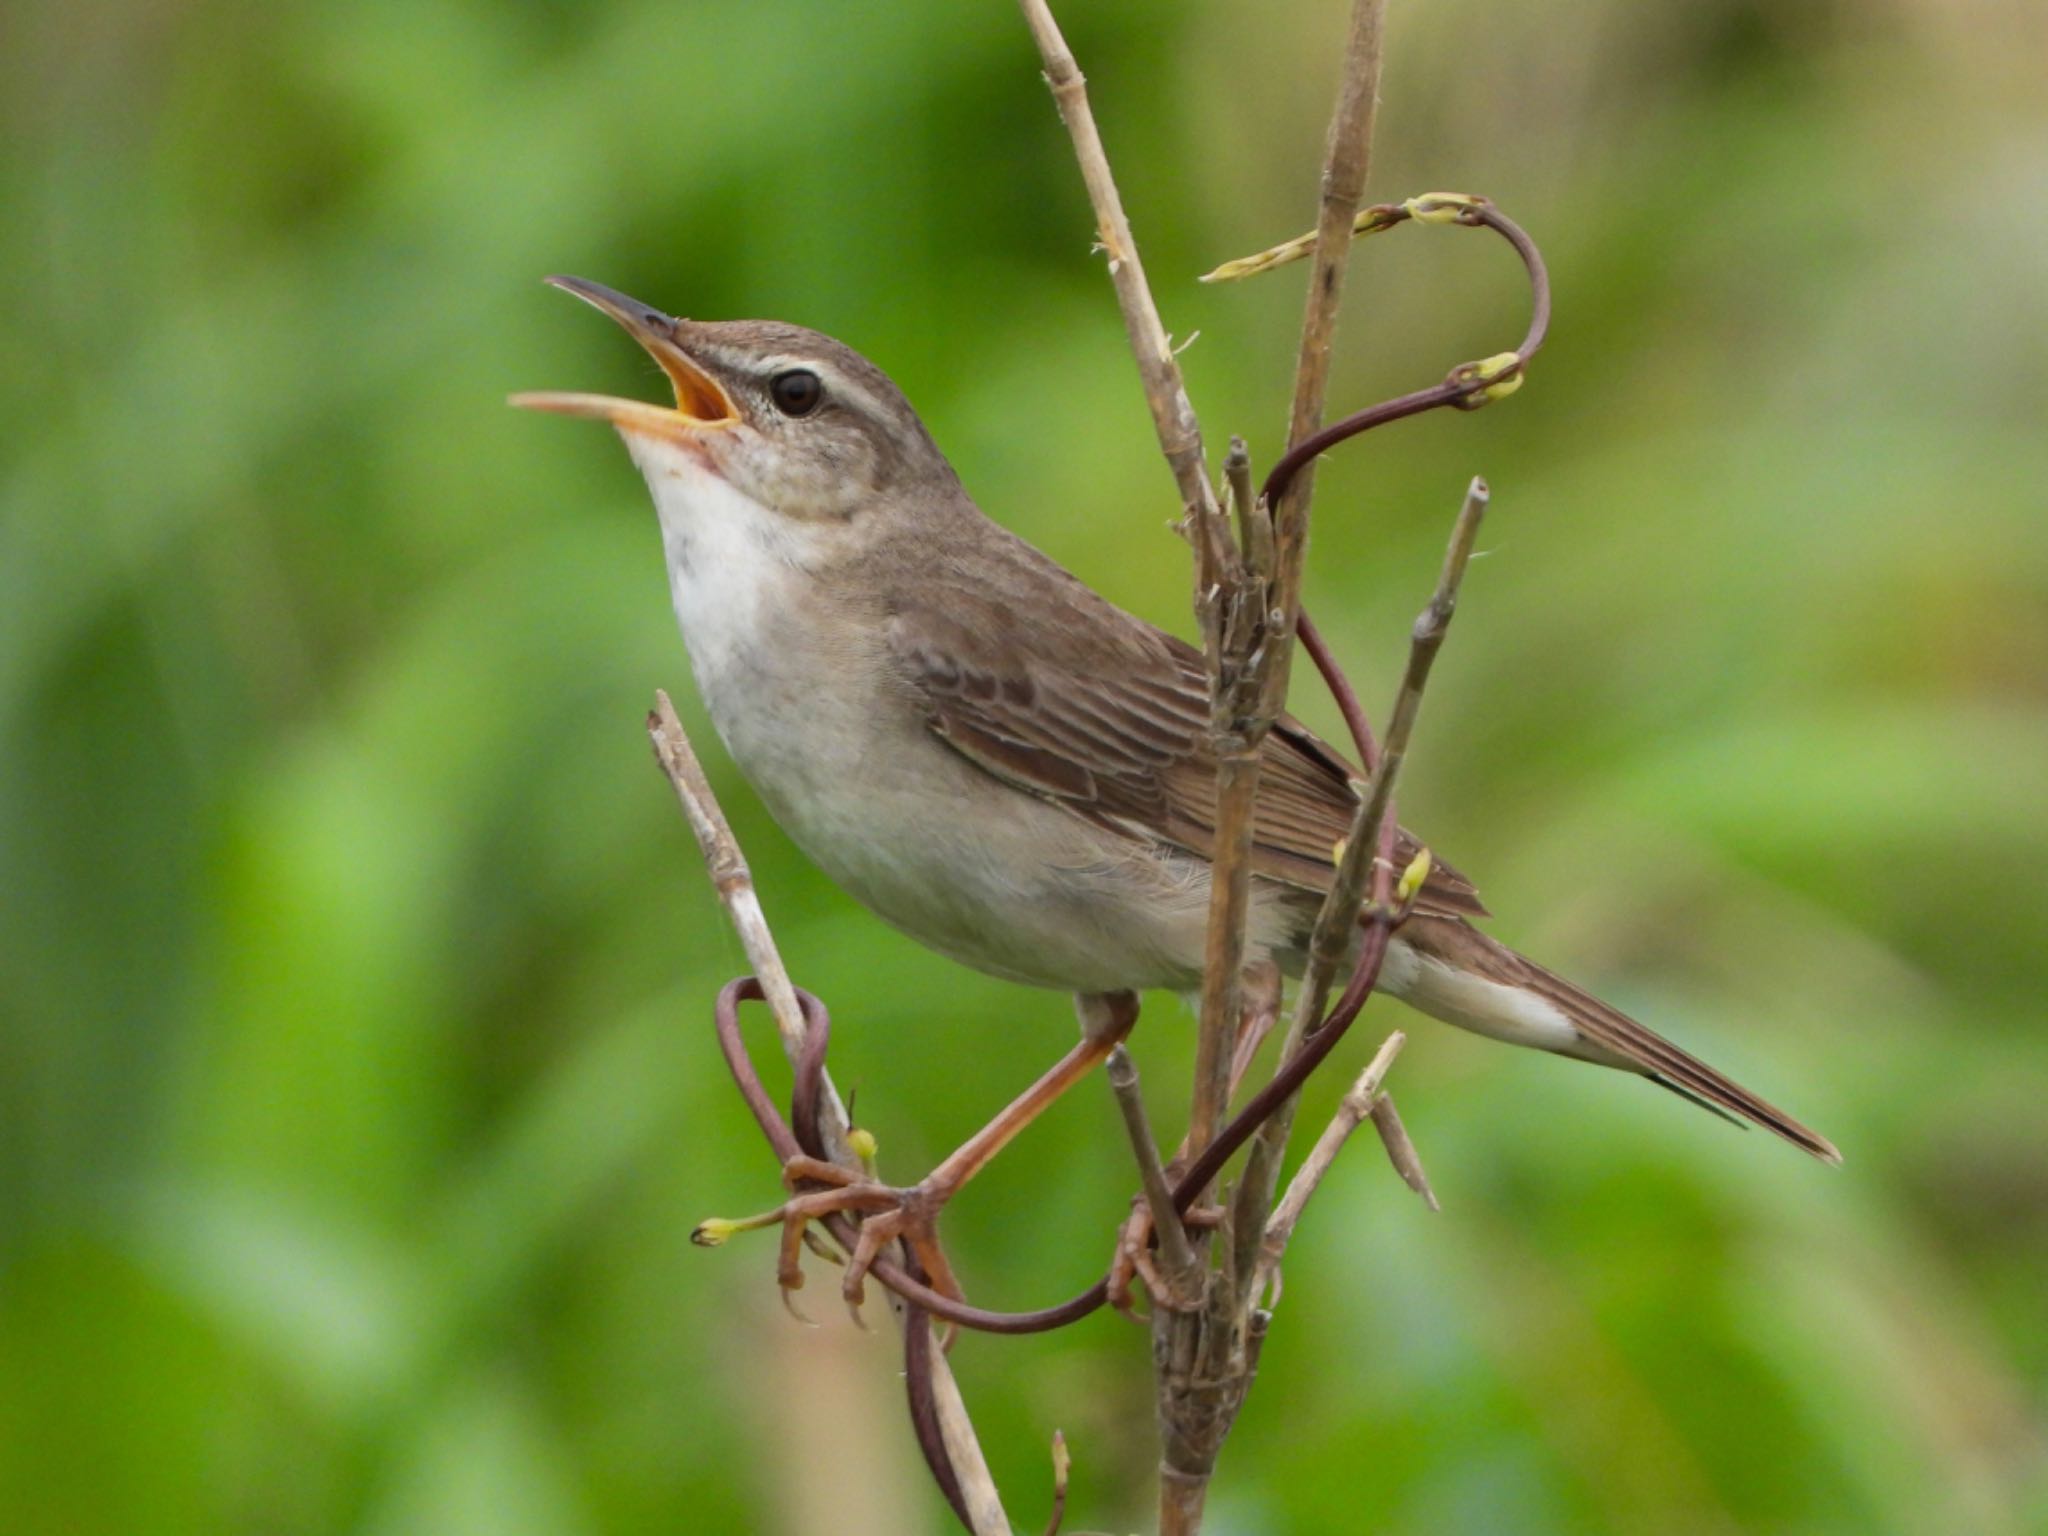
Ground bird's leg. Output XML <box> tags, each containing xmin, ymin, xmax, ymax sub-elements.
<box><xmin>707</xmin><ymin>990</ymin><xmax>1140</xmax><ymax>1321</ymax></box>
<box><xmin>1108</xmin><ymin>959</ymin><xmax>1282</xmax><ymax>1314</ymax></box>
<box><xmin>1228</xmin><ymin>957</ymin><xmax>1284</xmax><ymax>1092</ymax></box>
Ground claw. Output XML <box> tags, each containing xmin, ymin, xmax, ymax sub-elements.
<box><xmin>1106</xmin><ymin>1197</ymin><xmax>1159</xmax><ymax>1320</ymax></box>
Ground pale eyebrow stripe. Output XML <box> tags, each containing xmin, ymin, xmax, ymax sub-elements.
<box><xmin>758</xmin><ymin>357</ymin><xmax>887</xmax><ymax>421</ymax></box>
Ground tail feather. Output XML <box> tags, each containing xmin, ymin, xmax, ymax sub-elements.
<box><xmin>1645</xmin><ymin>1073</ymin><xmax>1750</xmax><ymax>1132</ymax></box>
<box><xmin>1396</xmin><ymin>917</ymin><xmax>1841</xmax><ymax>1164</ymax></box>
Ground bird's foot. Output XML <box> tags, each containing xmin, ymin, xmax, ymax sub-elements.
<box><xmin>1107</xmin><ymin>1197</ymin><xmax>1171</xmax><ymax>1318</ymax></box>
<box><xmin>694</xmin><ymin>1153</ymin><xmax>966</xmax><ymax>1327</ymax></box>
<box><xmin>1105</xmin><ymin>1192</ymin><xmax>1224</xmax><ymax>1318</ymax></box>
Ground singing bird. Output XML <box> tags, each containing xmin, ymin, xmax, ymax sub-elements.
<box><xmin>515</xmin><ymin>277</ymin><xmax>1836</xmax><ymax>1298</ymax></box>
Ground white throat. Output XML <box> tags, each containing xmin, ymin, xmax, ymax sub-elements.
<box><xmin>622</xmin><ymin>431</ymin><xmax>804</xmax><ymax>707</ymax></box>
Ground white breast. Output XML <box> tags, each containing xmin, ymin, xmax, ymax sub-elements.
<box><xmin>624</xmin><ymin>431</ymin><xmax>803</xmax><ymax>712</ymax></box>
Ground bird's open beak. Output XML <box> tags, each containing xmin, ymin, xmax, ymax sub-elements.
<box><xmin>509</xmin><ymin>275</ymin><xmax>738</xmax><ymax>436</ymax></box>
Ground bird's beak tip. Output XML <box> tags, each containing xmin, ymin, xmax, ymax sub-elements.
<box><xmin>506</xmin><ymin>389</ymin><xmax>629</xmax><ymax>424</ymax></box>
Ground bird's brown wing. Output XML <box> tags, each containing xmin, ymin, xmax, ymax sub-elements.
<box><xmin>884</xmin><ymin>582</ymin><xmax>1487</xmax><ymax>920</ymax></box>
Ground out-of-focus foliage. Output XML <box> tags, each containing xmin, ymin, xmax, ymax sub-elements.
<box><xmin>3</xmin><ymin>0</ymin><xmax>2044</xmax><ymax>1530</ymax></box>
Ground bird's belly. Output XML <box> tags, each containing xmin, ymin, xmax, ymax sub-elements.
<box><xmin>726</xmin><ymin>717</ymin><xmax>1235</xmax><ymax>993</ymax></box>
<box><xmin>807</xmin><ymin>784</ymin><xmax>1204</xmax><ymax>991</ymax></box>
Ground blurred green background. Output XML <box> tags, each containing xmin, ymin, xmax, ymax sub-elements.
<box><xmin>4</xmin><ymin>0</ymin><xmax>2045</xmax><ymax>1531</ymax></box>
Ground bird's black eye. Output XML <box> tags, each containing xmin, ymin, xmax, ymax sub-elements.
<box><xmin>769</xmin><ymin>368</ymin><xmax>823</xmax><ymax>417</ymax></box>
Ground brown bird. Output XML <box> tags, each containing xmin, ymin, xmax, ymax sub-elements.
<box><xmin>515</xmin><ymin>277</ymin><xmax>1838</xmax><ymax>1303</ymax></box>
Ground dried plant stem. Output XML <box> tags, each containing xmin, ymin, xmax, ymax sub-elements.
<box><xmin>1190</xmin><ymin>751</ymin><xmax>1260</xmax><ymax>1155</ymax></box>
<box><xmin>1199</xmin><ymin>0</ymin><xmax>1389</xmax><ymax>1201</ymax></box>
<box><xmin>1106</xmin><ymin>1046</ymin><xmax>1200</xmax><ymax>1298</ymax></box>
<box><xmin>650</xmin><ymin>692</ymin><xmax>818</xmax><ymax>1095</ymax></box>
<box><xmin>1260</xmin><ymin>1037</ymin><xmax>1398</xmax><ymax>1244</ymax></box>
<box><xmin>1233</xmin><ymin>477</ymin><xmax>1491</xmax><ymax>1256</ymax></box>
<box><xmin>1159</xmin><ymin>1466</ymin><xmax>1212</xmax><ymax>1536</ymax></box>
<box><xmin>1369</xmin><ymin>1092</ymin><xmax>1439</xmax><ymax>1210</ymax></box>
<box><xmin>648</xmin><ymin>692</ymin><xmax>1009</xmax><ymax>1536</ymax></box>
<box><xmin>1264</xmin><ymin>0</ymin><xmax>1389</xmax><ymax>718</ymax></box>
<box><xmin>1012</xmin><ymin>0</ymin><xmax>1220</xmax><ymax>529</ymax></box>
<box><xmin>1044</xmin><ymin>1430</ymin><xmax>1071</xmax><ymax>1536</ymax></box>
<box><xmin>1254</xmin><ymin>1030</ymin><xmax>1419</xmax><ymax>1297</ymax></box>
<box><xmin>1141</xmin><ymin>6</ymin><xmax>1396</xmax><ymax>1526</ymax></box>
<box><xmin>1364</xmin><ymin>474</ymin><xmax>1490</xmax><ymax>828</ymax></box>
<box><xmin>1011</xmin><ymin>0</ymin><xmax>1408</xmax><ymax>1523</ymax></box>
<box><xmin>1188</xmin><ymin>436</ymin><xmax>1273</xmax><ymax>1165</ymax></box>
<box><xmin>1193</xmin><ymin>1</ymin><xmax>1387</xmax><ymax>1169</ymax></box>
<box><xmin>1014</xmin><ymin>0</ymin><xmax>1250</xmax><ymax>1190</ymax></box>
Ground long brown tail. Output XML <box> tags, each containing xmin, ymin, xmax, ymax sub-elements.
<box><xmin>1396</xmin><ymin>916</ymin><xmax>1841</xmax><ymax>1164</ymax></box>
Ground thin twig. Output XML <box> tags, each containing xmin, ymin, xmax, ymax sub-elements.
<box><xmin>1012</xmin><ymin>0</ymin><xmax>1220</xmax><ymax>529</ymax></box>
<box><xmin>1090</xmin><ymin>5</ymin><xmax>1391</xmax><ymax>1525</ymax></box>
<box><xmin>1256</xmin><ymin>1033</ymin><xmax>1405</xmax><ymax>1277</ymax></box>
<box><xmin>649</xmin><ymin>691</ymin><xmax>818</xmax><ymax>1097</ymax></box>
<box><xmin>1044</xmin><ymin>1430</ymin><xmax>1071</xmax><ymax>1536</ymax></box>
<box><xmin>1014</xmin><ymin>0</ymin><xmax>1247</xmax><ymax>1201</ymax></box>
<box><xmin>1106</xmin><ymin>1046</ymin><xmax>1201</xmax><ymax>1297</ymax></box>
<box><xmin>1195</xmin><ymin>0</ymin><xmax>1388</xmax><ymax>1183</ymax></box>
<box><xmin>1368</xmin><ymin>1092</ymin><xmax>1439</xmax><ymax>1211</ymax></box>
<box><xmin>1367</xmin><ymin>475</ymin><xmax>1491</xmax><ymax>814</ymax></box>
<box><xmin>1189</xmin><ymin>749</ymin><xmax>1260</xmax><ymax>1161</ymax></box>
<box><xmin>1229</xmin><ymin>478</ymin><xmax>1489</xmax><ymax>1284</ymax></box>
<box><xmin>1262</xmin><ymin>0</ymin><xmax>1389</xmax><ymax>724</ymax></box>
<box><xmin>1225</xmin><ymin>438</ymin><xmax>1270</xmax><ymax>583</ymax></box>
<box><xmin>1189</xmin><ymin>442</ymin><xmax>1268</xmax><ymax>1167</ymax></box>
<box><xmin>649</xmin><ymin>694</ymin><xmax>1010</xmax><ymax>1536</ymax></box>
<box><xmin>1213</xmin><ymin>0</ymin><xmax>1391</xmax><ymax>1293</ymax></box>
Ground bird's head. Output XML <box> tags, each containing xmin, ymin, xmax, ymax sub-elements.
<box><xmin>511</xmin><ymin>276</ymin><xmax>955</xmax><ymax>524</ymax></box>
